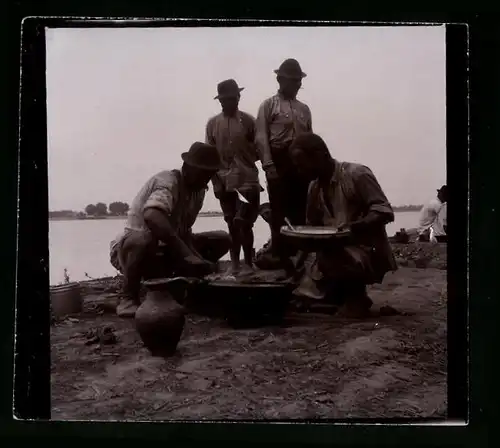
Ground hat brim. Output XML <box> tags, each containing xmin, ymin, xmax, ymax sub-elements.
<box><xmin>214</xmin><ymin>87</ymin><xmax>244</xmax><ymax>100</ymax></box>
<box><xmin>181</xmin><ymin>152</ymin><xmax>222</xmax><ymax>171</ymax></box>
<box><xmin>274</xmin><ymin>69</ymin><xmax>307</xmax><ymax>78</ymax></box>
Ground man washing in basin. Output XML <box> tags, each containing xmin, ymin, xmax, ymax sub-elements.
<box><xmin>109</xmin><ymin>142</ymin><xmax>231</xmax><ymax>318</ymax></box>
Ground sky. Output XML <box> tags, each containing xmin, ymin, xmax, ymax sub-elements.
<box><xmin>46</xmin><ymin>25</ymin><xmax>446</xmax><ymax>212</ymax></box>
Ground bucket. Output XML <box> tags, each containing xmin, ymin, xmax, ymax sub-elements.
<box><xmin>50</xmin><ymin>282</ymin><xmax>83</xmax><ymax>317</ymax></box>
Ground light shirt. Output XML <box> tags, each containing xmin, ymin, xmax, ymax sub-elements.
<box><xmin>418</xmin><ymin>198</ymin><xmax>447</xmax><ymax>238</ymax></box>
<box><xmin>255</xmin><ymin>91</ymin><xmax>312</xmax><ymax>167</ymax></box>
<box><xmin>306</xmin><ymin>161</ymin><xmax>394</xmax><ymax>229</ymax></box>
<box><xmin>205</xmin><ymin>110</ymin><xmax>260</xmax><ymax>193</ymax></box>
<box><xmin>110</xmin><ymin>170</ymin><xmax>205</xmax><ymax>251</ymax></box>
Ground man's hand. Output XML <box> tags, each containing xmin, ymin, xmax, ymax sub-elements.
<box><xmin>344</xmin><ymin>212</ymin><xmax>386</xmax><ymax>235</ymax></box>
<box><xmin>182</xmin><ymin>254</ymin><xmax>216</xmax><ymax>276</ymax></box>
<box><xmin>347</xmin><ymin>220</ymin><xmax>366</xmax><ymax>234</ymax></box>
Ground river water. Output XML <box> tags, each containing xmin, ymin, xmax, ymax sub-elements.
<box><xmin>49</xmin><ymin>212</ymin><xmax>420</xmax><ymax>285</ymax></box>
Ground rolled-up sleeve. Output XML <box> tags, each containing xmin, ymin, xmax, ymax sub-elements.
<box><xmin>205</xmin><ymin>118</ymin><xmax>223</xmax><ymax>193</ymax></box>
<box><xmin>246</xmin><ymin>114</ymin><xmax>259</xmax><ymax>162</ymax></box>
<box><xmin>354</xmin><ymin>166</ymin><xmax>394</xmax><ymax>222</ymax></box>
<box><xmin>305</xmin><ymin>105</ymin><xmax>313</xmax><ymax>132</ymax></box>
<box><xmin>205</xmin><ymin>118</ymin><xmax>216</xmax><ymax>146</ymax></box>
<box><xmin>255</xmin><ymin>100</ymin><xmax>272</xmax><ymax>167</ymax></box>
<box><xmin>143</xmin><ymin>174</ymin><xmax>178</xmax><ymax>216</ymax></box>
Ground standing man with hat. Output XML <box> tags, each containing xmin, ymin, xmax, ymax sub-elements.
<box><xmin>255</xmin><ymin>58</ymin><xmax>313</xmax><ymax>270</ymax></box>
<box><xmin>109</xmin><ymin>142</ymin><xmax>231</xmax><ymax>317</ymax></box>
<box><xmin>206</xmin><ymin>79</ymin><xmax>262</xmax><ymax>276</ymax></box>
<box><xmin>417</xmin><ymin>185</ymin><xmax>448</xmax><ymax>243</ymax></box>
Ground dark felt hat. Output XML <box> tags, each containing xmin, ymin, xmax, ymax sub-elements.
<box><xmin>181</xmin><ymin>142</ymin><xmax>222</xmax><ymax>171</ymax></box>
<box><xmin>274</xmin><ymin>58</ymin><xmax>307</xmax><ymax>79</ymax></box>
<box><xmin>437</xmin><ymin>185</ymin><xmax>448</xmax><ymax>194</ymax></box>
<box><xmin>214</xmin><ymin>79</ymin><xmax>244</xmax><ymax>100</ymax></box>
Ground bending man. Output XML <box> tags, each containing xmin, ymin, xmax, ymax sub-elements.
<box><xmin>109</xmin><ymin>142</ymin><xmax>231</xmax><ymax>317</ymax></box>
<box><xmin>288</xmin><ymin>133</ymin><xmax>397</xmax><ymax>317</ymax></box>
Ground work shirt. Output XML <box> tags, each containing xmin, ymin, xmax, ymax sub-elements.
<box><xmin>205</xmin><ymin>110</ymin><xmax>260</xmax><ymax>194</ymax></box>
<box><xmin>306</xmin><ymin>162</ymin><xmax>394</xmax><ymax>229</ymax></box>
<box><xmin>110</xmin><ymin>170</ymin><xmax>205</xmax><ymax>252</ymax></box>
<box><xmin>255</xmin><ymin>91</ymin><xmax>312</xmax><ymax>168</ymax></box>
<box><xmin>304</xmin><ymin>161</ymin><xmax>397</xmax><ymax>284</ymax></box>
<box><xmin>418</xmin><ymin>198</ymin><xmax>447</xmax><ymax>238</ymax></box>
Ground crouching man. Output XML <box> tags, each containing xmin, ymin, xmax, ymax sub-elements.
<box><xmin>288</xmin><ymin>133</ymin><xmax>398</xmax><ymax>317</ymax></box>
<box><xmin>109</xmin><ymin>142</ymin><xmax>231</xmax><ymax>317</ymax></box>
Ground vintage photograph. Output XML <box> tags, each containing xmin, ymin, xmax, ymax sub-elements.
<box><xmin>48</xmin><ymin>25</ymin><xmax>448</xmax><ymax>420</ymax></box>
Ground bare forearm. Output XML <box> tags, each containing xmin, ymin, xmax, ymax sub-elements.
<box><xmin>256</xmin><ymin>135</ymin><xmax>272</xmax><ymax>168</ymax></box>
<box><xmin>143</xmin><ymin>208</ymin><xmax>193</xmax><ymax>258</ymax></box>
<box><xmin>365</xmin><ymin>209</ymin><xmax>393</xmax><ymax>226</ymax></box>
<box><xmin>255</xmin><ymin>104</ymin><xmax>273</xmax><ymax>168</ymax></box>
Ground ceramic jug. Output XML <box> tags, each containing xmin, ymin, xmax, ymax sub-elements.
<box><xmin>135</xmin><ymin>278</ymin><xmax>186</xmax><ymax>357</ymax></box>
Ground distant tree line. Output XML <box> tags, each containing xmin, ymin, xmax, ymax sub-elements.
<box><xmin>392</xmin><ymin>204</ymin><xmax>423</xmax><ymax>212</ymax></box>
<box><xmin>49</xmin><ymin>209</ymin><xmax>78</xmax><ymax>219</ymax></box>
<box><xmin>84</xmin><ymin>201</ymin><xmax>130</xmax><ymax>216</ymax></box>
<box><xmin>49</xmin><ymin>201</ymin><xmax>130</xmax><ymax>219</ymax></box>
<box><xmin>50</xmin><ymin>203</ymin><xmax>422</xmax><ymax>220</ymax></box>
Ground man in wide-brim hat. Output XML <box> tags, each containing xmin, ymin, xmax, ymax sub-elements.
<box><xmin>254</xmin><ymin>58</ymin><xmax>313</xmax><ymax>271</ymax></box>
<box><xmin>206</xmin><ymin>78</ymin><xmax>263</xmax><ymax>276</ymax></box>
<box><xmin>109</xmin><ymin>142</ymin><xmax>231</xmax><ymax>318</ymax></box>
<box><xmin>417</xmin><ymin>184</ymin><xmax>448</xmax><ymax>243</ymax></box>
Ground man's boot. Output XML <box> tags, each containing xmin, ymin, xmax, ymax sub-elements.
<box><xmin>116</xmin><ymin>295</ymin><xmax>140</xmax><ymax>318</ymax></box>
<box><xmin>338</xmin><ymin>284</ymin><xmax>373</xmax><ymax>318</ymax></box>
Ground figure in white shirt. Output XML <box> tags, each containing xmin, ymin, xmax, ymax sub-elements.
<box><xmin>417</xmin><ymin>185</ymin><xmax>448</xmax><ymax>243</ymax></box>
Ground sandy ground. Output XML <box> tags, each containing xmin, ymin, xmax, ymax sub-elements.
<box><xmin>51</xmin><ymin>243</ymin><xmax>447</xmax><ymax>421</ymax></box>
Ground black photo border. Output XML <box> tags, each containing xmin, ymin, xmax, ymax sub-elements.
<box><xmin>2</xmin><ymin>5</ymin><xmax>495</xmax><ymax>446</ymax></box>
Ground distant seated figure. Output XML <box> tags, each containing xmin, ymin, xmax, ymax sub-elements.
<box><xmin>287</xmin><ymin>133</ymin><xmax>397</xmax><ymax>317</ymax></box>
<box><xmin>417</xmin><ymin>185</ymin><xmax>447</xmax><ymax>243</ymax></box>
<box><xmin>109</xmin><ymin>142</ymin><xmax>231</xmax><ymax>318</ymax></box>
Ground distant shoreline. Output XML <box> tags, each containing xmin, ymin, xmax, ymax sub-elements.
<box><xmin>49</xmin><ymin>207</ymin><xmax>422</xmax><ymax>222</ymax></box>
<box><xmin>49</xmin><ymin>212</ymin><xmax>225</xmax><ymax>222</ymax></box>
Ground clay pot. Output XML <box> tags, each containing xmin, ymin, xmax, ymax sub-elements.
<box><xmin>50</xmin><ymin>282</ymin><xmax>83</xmax><ymax>318</ymax></box>
<box><xmin>135</xmin><ymin>278</ymin><xmax>186</xmax><ymax>357</ymax></box>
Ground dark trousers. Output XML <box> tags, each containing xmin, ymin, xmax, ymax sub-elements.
<box><xmin>267</xmin><ymin>148</ymin><xmax>309</xmax><ymax>258</ymax></box>
<box><xmin>113</xmin><ymin>230</ymin><xmax>231</xmax><ymax>302</ymax></box>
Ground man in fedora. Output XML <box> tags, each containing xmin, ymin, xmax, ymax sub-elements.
<box><xmin>206</xmin><ymin>79</ymin><xmax>262</xmax><ymax>276</ymax></box>
<box><xmin>417</xmin><ymin>185</ymin><xmax>448</xmax><ymax>243</ymax></box>
<box><xmin>109</xmin><ymin>142</ymin><xmax>231</xmax><ymax>317</ymax></box>
<box><xmin>255</xmin><ymin>58</ymin><xmax>313</xmax><ymax>271</ymax></box>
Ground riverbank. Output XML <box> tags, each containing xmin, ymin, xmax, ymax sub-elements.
<box><xmin>49</xmin><ymin>207</ymin><xmax>421</xmax><ymax>222</ymax></box>
<box><xmin>49</xmin><ymin>212</ymin><xmax>223</xmax><ymax>222</ymax></box>
<box><xmin>51</xmin><ymin>240</ymin><xmax>447</xmax><ymax>420</ymax></box>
